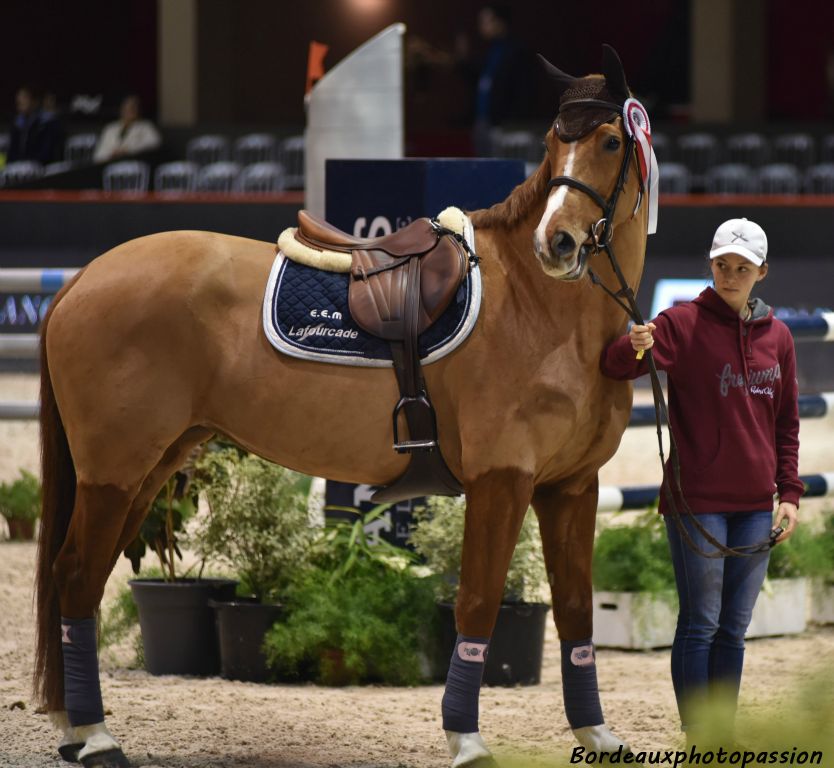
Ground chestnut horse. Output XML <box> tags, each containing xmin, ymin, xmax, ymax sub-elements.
<box><xmin>35</xmin><ymin>48</ymin><xmax>648</xmax><ymax>767</ymax></box>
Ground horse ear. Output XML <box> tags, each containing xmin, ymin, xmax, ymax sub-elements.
<box><xmin>601</xmin><ymin>44</ymin><xmax>629</xmax><ymax>102</ymax></box>
<box><xmin>537</xmin><ymin>53</ymin><xmax>577</xmax><ymax>98</ymax></box>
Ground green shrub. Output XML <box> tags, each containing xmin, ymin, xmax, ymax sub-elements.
<box><xmin>264</xmin><ymin>558</ymin><xmax>437</xmax><ymax>685</ymax></box>
<box><xmin>264</xmin><ymin>508</ymin><xmax>438</xmax><ymax>685</ymax></box>
<box><xmin>191</xmin><ymin>448</ymin><xmax>317</xmax><ymax>603</ymax></box>
<box><xmin>0</xmin><ymin>469</ymin><xmax>41</xmax><ymax>522</ymax></box>
<box><xmin>100</xmin><ymin>578</ymin><xmax>145</xmax><ymax>667</ymax></box>
<box><xmin>592</xmin><ymin>512</ymin><xmax>675</xmax><ymax>592</ymax></box>
<box><xmin>409</xmin><ymin>496</ymin><xmax>547</xmax><ymax>603</ymax></box>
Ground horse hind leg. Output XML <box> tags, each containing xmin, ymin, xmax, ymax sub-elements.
<box><xmin>52</xmin><ymin>428</ymin><xmax>213</xmax><ymax>768</ymax></box>
<box><xmin>51</xmin><ymin>479</ymin><xmax>140</xmax><ymax>768</ymax></box>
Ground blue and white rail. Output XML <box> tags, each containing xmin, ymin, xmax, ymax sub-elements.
<box><xmin>629</xmin><ymin>392</ymin><xmax>834</xmax><ymax>427</ymax></box>
<box><xmin>1</xmin><ymin>268</ymin><xmax>79</xmax><ymax>360</ymax></box>
<box><xmin>597</xmin><ymin>473</ymin><xmax>834</xmax><ymax>513</ymax></box>
<box><xmin>782</xmin><ymin>313</ymin><xmax>834</xmax><ymax>342</ymax></box>
<box><xmin>0</xmin><ymin>401</ymin><xmax>40</xmax><ymax>420</ymax></box>
<box><xmin>0</xmin><ymin>268</ymin><xmax>80</xmax><ymax>294</ymax></box>
<box><xmin>0</xmin><ymin>335</ymin><xmax>40</xmax><ymax>360</ymax></box>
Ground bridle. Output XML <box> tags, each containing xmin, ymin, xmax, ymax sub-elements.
<box><xmin>546</xmin><ymin>109</ymin><xmax>776</xmax><ymax>559</ymax></box>
<box><xmin>547</xmin><ymin>99</ymin><xmax>635</xmax><ymax>257</ymax></box>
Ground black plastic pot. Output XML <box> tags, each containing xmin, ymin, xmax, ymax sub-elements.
<box><xmin>432</xmin><ymin>601</ymin><xmax>550</xmax><ymax>686</ymax></box>
<box><xmin>210</xmin><ymin>598</ymin><xmax>283</xmax><ymax>683</ymax></box>
<box><xmin>7</xmin><ymin>518</ymin><xmax>36</xmax><ymax>540</ymax></box>
<box><xmin>129</xmin><ymin>578</ymin><xmax>237</xmax><ymax>676</ymax></box>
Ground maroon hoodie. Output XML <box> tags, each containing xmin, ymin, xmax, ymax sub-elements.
<box><xmin>600</xmin><ymin>287</ymin><xmax>803</xmax><ymax>514</ymax></box>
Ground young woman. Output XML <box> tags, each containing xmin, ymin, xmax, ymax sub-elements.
<box><xmin>600</xmin><ymin>217</ymin><xmax>803</xmax><ymax>743</ymax></box>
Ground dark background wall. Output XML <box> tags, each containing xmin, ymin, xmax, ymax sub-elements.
<box><xmin>1</xmin><ymin>0</ymin><xmax>158</xmax><ymax>123</ymax></box>
<box><xmin>0</xmin><ymin>0</ymin><xmax>684</xmax><ymax>127</ymax></box>
<box><xmin>4</xmin><ymin>0</ymin><xmax>834</xmax><ymax>143</ymax></box>
<box><xmin>767</xmin><ymin>0</ymin><xmax>834</xmax><ymax>120</ymax></box>
<box><xmin>190</xmin><ymin>0</ymin><xmax>689</xmax><ymax>126</ymax></box>
<box><xmin>4</xmin><ymin>0</ymin><xmax>833</xmax><ymax>128</ymax></box>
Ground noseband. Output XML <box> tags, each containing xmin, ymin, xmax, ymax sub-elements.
<box><xmin>544</xmin><ymin>119</ymin><xmax>775</xmax><ymax>560</ymax></box>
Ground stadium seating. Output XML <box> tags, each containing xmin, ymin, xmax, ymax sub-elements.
<box><xmin>103</xmin><ymin>160</ymin><xmax>150</xmax><ymax>192</ymax></box>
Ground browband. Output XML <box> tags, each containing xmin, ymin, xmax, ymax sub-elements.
<box><xmin>557</xmin><ymin>99</ymin><xmax>623</xmax><ymax>113</ymax></box>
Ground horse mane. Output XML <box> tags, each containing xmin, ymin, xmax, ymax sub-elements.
<box><xmin>469</xmin><ymin>153</ymin><xmax>550</xmax><ymax>230</ymax></box>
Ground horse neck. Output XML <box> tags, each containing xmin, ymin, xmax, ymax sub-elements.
<box><xmin>473</xmin><ymin>187</ymin><xmax>549</xmax><ymax>308</ymax></box>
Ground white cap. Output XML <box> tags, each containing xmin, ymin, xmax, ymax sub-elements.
<box><xmin>709</xmin><ymin>218</ymin><xmax>768</xmax><ymax>266</ymax></box>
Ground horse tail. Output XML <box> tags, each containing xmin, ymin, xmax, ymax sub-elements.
<box><xmin>34</xmin><ymin>277</ymin><xmax>81</xmax><ymax>710</ymax></box>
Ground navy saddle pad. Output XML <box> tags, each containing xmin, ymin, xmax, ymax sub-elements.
<box><xmin>262</xmin><ymin>253</ymin><xmax>482</xmax><ymax>368</ymax></box>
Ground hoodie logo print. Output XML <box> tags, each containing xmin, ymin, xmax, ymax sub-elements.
<box><xmin>718</xmin><ymin>362</ymin><xmax>780</xmax><ymax>397</ymax></box>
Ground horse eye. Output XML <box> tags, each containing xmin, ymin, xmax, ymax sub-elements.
<box><xmin>605</xmin><ymin>136</ymin><xmax>621</xmax><ymax>152</ymax></box>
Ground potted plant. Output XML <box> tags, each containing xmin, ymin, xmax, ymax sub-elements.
<box><xmin>125</xmin><ymin>454</ymin><xmax>237</xmax><ymax>677</ymax></box>
<box><xmin>591</xmin><ymin>511</ymin><xmax>678</xmax><ymax>650</ymax></box>
<box><xmin>189</xmin><ymin>446</ymin><xmax>318</xmax><ymax>682</ymax></box>
<box><xmin>748</xmin><ymin>522</ymin><xmax>827</xmax><ymax>637</ymax></box>
<box><xmin>263</xmin><ymin>505</ymin><xmax>439</xmax><ymax>686</ymax></box>
<box><xmin>409</xmin><ymin>496</ymin><xmax>551</xmax><ymax>686</ymax></box>
<box><xmin>0</xmin><ymin>469</ymin><xmax>41</xmax><ymax>541</ymax></box>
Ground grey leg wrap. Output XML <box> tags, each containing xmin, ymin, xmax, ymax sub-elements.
<box><xmin>61</xmin><ymin>617</ymin><xmax>104</xmax><ymax>727</ymax></box>
<box><xmin>561</xmin><ymin>638</ymin><xmax>604</xmax><ymax>729</ymax></box>
<box><xmin>441</xmin><ymin>634</ymin><xmax>489</xmax><ymax>733</ymax></box>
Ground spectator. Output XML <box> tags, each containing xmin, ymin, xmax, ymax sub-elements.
<box><xmin>93</xmin><ymin>95</ymin><xmax>161</xmax><ymax>163</ymax></box>
<box><xmin>458</xmin><ymin>4</ymin><xmax>535</xmax><ymax>155</ymax></box>
<box><xmin>8</xmin><ymin>85</ymin><xmax>63</xmax><ymax>164</ymax></box>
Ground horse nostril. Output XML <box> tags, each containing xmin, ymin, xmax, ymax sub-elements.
<box><xmin>551</xmin><ymin>231</ymin><xmax>576</xmax><ymax>258</ymax></box>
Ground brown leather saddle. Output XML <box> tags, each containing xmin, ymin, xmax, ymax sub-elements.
<box><xmin>293</xmin><ymin>210</ymin><xmax>472</xmax><ymax>503</ymax></box>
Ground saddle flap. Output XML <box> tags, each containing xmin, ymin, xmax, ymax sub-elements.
<box><xmin>348</xmin><ymin>236</ymin><xmax>467</xmax><ymax>341</ymax></box>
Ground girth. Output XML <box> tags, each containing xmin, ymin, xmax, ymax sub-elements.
<box><xmin>294</xmin><ymin>210</ymin><xmax>472</xmax><ymax>504</ymax></box>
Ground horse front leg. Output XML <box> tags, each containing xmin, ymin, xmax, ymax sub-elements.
<box><xmin>443</xmin><ymin>468</ymin><xmax>533</xmax><ymax>767</ymax></box>
<box><xmin>532</xmin><ymin>478</ymin><xmax>631</xmax><ymax>755</ymax></box>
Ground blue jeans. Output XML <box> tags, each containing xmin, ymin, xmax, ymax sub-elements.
<box><xmin>664</xmin><ymin>510</ymin><xmax>772</xmax><ymax>732</ymax></box>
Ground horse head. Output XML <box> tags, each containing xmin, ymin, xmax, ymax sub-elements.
<box><xmin>534</xmin><ymin>45</ymin><xmax>645</xmax><ymax>280</ymax></box>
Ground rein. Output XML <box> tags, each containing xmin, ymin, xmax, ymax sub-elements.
<box><xmin>548</xmin><ymin>134</ymin><xmax>775</xmax><ymax>559</ymax></box>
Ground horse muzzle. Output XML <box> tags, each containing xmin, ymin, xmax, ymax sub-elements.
<box><xmin>534</xmin><ymin>231</ymin><xmax>591</xmax><ymax>281</ymax></box>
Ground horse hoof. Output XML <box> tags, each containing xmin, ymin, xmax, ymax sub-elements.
<box><xmin>79</xmin><ymin>748</ymin><xmax>131</xmax><ymax>768</ymax></box>
<box><xmin>58</xmin><ymin>742</ymin><xmax>83</xmax><ymax>763</ymax></box>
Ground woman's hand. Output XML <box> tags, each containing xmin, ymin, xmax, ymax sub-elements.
<box><xmin>629</xmin><ymin>322</ymin><xmax>656</xmax><ymax>353</ymax></box>
<box><xmin>773</xmin><ymin>502</ymin><xmax>798</xmax><ymax>542</ymax></box>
